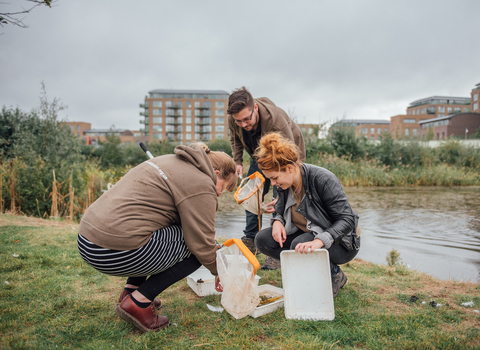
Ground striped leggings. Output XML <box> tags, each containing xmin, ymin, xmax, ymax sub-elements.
<box><xmin>77</xmin><ymin>225</ymin><xmax>201</xmax><ymax>300</ymax></box>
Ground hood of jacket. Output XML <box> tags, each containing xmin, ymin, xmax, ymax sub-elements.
<box><xmin>174</xmin><ymin>143</ymin><xmax>217</xmax><ymax>185</ymax></box>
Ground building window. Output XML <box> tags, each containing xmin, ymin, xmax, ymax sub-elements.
<box><xmin>371</xmin><ymin>135</ymin><xmax>375</xmax><ymax>140</ymax></box>
<box><xmin>442</xmin><ymin>132</ymin><xmax>445</xmax><ymax>140</ymax></box>
<box><xmin>70</xmin><ymin>125</ymin><xmax>74</xmax><ymax>131</ymax></box>
<box><xmin>216</xmin><ymin>133</ymin><xmax>224</xmax><ymax>139</ymax></box>
<box><xmin>215</xmin><ymin>125</ymin><xmax>224</xmax><ymax>132</ymax></box>
<box><xmin>454</xmin><ymin>107</ymin><xmax>461</xmax><ymax>112</ymax></box>
<box><xmin>203</xmin><ymin>102</ymin><xmax>211</xmax><ymax>108</ymax></box>
<box><xmin>421</xmin><ymin>108</ymin><xmax>426</xmax><ymax>114</ymax></box>
<box><xmin>413</xmin><ymin>128</ymin><xmax>417</xmax><ymax>136</ymax></box>
<box><xmin>177</xmin><ymin>133</ymin><xmax>183</xmax><ymax>140</ymax></box>
<box><xmin>166</xmin><ymin>125</ymin><xmax>175</xmax><ymax>132</ymax></box>
<box><xmin>405</xmin><ymin>128</ymin><xmax>409</xmax><ymax>136</ymax></box>
<box><xmin>370</xmin><ymin>128</ymin><xmax>375</xmax><ymax>134</ymax></box>
<box><xmin>215</xmin><ymin>117</ymin><xmax>224</xmax><ymax>124</ymax></box>
<box><xmin>165</xmin><ymin>101</ymin><xmax>173</xmax><ymax>107</ymax></box>
<box><xmin>436</xmin><ymin>133</ymin><xmax>440</xmax><ymax>140</ymax></box>
<box><xmin>385</xmin><ymin>128</ymin><xmax>388</xmax><ymax>132</ymax></box>
<box><xmin>77</xmin><ymin>125</ymin><xmax>81</xmax><ymax>131</ymax></box>
<box><xmin>153</xmin><ymin>125</ymin><xmax>162</xmax><ymax>131</ymax></box>
<box><xmin>153</xmin><ymin>109</ymin><xmax>162</xmax><ymax>115</ymax></box>
<box><xmin>186</xmin><ymin>117</ymin><xmax>191</xmax><ymax>124</ymax></box>
<box><xmin>463</xmin><ymin>107</ymin><xmax>470</xmax><ymax>112</ymax></box>
<box><xmin>186</xmin><ymin>109</ymin><xmax>192</xmax><ymax>117</ymax></box>
<box><xmin>153</xmin><ymin>133</ymin><xmax>162</xmax><ymax>140</ymax></box>
<box><xmin>473</xmin><ymin>93</ymin><xmax>478</xmax><ymax>102</ymax></box>
<box><xmin>473</xmin><ymin>103</ymin><xmax>478</xmax><ymax>110</ymax></box>
<box><xmin>153</xmin><ymin>117</ymin><xmax>162</xmax><ymax>123</ymax></box>
<box><xmin>447</xmin><ymin>107</ymin><xmax>452</xmax><ymax>113</ymax></box>
<box><xmin>177</xmin><ymin>101</ymin><xmax>183</xmax><ymax>108</ymax></box>
<box><xmin>152</xmin><ymin>101</ymin><xmax>162</xmax><ymax>107</ymax></box>
<box><xmin>438</xmin><ymin>114</ymin><xmax>444</xmax><ymax>118</ymax></box>
<box><xmin>194</xmin><ymin>101</ymin><xmax>200</xmax><ymax>108</ymax></box>
<box><xmin>215</xmin><ymin>101</ymin><xmax>225</xmax><ymax>108</ymax></box>
<box><xmin>186</xmin><ymin>133</ymin><xmax>191</xmax><ymax>140</ymax></box>
<box><xmin>186</xmin><ymin>101</ymin><xmax>191</xmax><ymax>108</ymax></box>
<box><xmin>215</xmin><ymin>109</ymin><xmax>225</xmax><ymax>116</ymax></box>
<box><xmin>377</xmin><ymin>128</ymin><xmax>381</xmax><ymax>134</ymax></box>
<box><xmin>438</xmin><ymin>106</ymin><xmax>445</xmax><ymax>113</ymax></box>
<box><xmin>404</xmin><ymin>119</ymin><xmax>416</xmax><ymax>123</ymax></box>
<box><xmin>186</xmin><ymin>125</ymin><xmax>192</xmax><ymax>132</ymax></box>
<box><xmin>361</xmin><ymin>128</ymin><xmax>367</xmax><ymax>134</ymax></box>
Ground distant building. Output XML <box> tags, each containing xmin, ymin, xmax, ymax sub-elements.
<box><xmin>83</xmin><ymin>129</ymin><xmax>135</xmax><ymax>146</ymax></box>
<box><xmin>65</xmin><ymin>122</ymin><xmax>92</xmax><ymax>137</ymax></box>
<box><xmin>140</xmin><ymin>89</ymin><xmax>230</xmax><ymax>143</ymax></box>
<box><xmin>331</xmin><ymin>119</ymin><xmax>390</xmax><ymax>140</ymax></box>
<box><xmin>418</xmin><ymin>113</ymin><xmax>480</xmax><ymax>140</ymax></box>
<box><xmin>390</xmin><ymin>114</ymin><xmax>430</xmax><ymax>139</ymax></box>
<box><xmin>471</xmin><ymin>83</ymin><xmax>480</xmax><ymax>113</ymax></box>
<box><xmin>406</xmin><ymin>96</ymin><xmax>471</xmax><ymax>119</ymax></box>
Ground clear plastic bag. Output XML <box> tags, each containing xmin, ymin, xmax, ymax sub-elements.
<box><xmin>234</xmin><ymin>171</ymin><xmax>267</xmax><ymax>216</ymax></box>
<box><xmin>216</xmin><ymin>238</ymin><xmax>261</xmax><ymax>319</ymax></box>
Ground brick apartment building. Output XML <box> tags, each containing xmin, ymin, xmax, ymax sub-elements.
<box><xmin>64</xmin><ymin>122</ymin><xmax>136</xmax><ymax>146</ymax></box>
<box><xmin>418</xmin><ymin>113</ymin><xmax>480</xmax><ymax>140</ymax></box>
<box><xmin>331</xmin><ymin>119</ymin><xmax>390</xmax><ymax>140</ymax></box>
<box><xmin>391</xmin><ymin>95</ymin><xmax>472</xmax><ymax>139</ymax></box>
<box><xmin>140</xmin><ymin>89</ymin><xmax>230</xmax><ymax>143</ymax></box>
<box><xmin>471</xmin><ymin>82</ymin><xmax>480</xmax><ymax>113</ymax></box>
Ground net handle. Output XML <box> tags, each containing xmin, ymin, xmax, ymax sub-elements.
<box><xmin>223</xmin><ymin>238</ymin><xmax>260</xmax><ymax>274</ymax></box>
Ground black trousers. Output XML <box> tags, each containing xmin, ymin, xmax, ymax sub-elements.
<box><xmin>255</xmin><ymin>228</ymin><xmax>359</xmax><ymax>276</ymax></box>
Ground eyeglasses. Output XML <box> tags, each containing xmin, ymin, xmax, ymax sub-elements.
<box><xmin>233</xmin><ymin>108</ymin><xmax>254</xmax><ymax>125</ymax></box>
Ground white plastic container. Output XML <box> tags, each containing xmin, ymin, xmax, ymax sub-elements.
<box><xmin>280</xmin><ymin>249</ymin><xmax>335</xmax><ymax>321</ymax></box>
<box><xmin>187</xmin><ymin>266</ymin><xmax>219</xmax><ymax>297</ymax></box>
<box><xmin>187</xmin><ymin>266</ymin><xmax>261</xmax><ymax>297</ymax></box>
<box><xmin>249</xmin><ymin>284</ymin><xmax>284</xmax><ymax>318</ymax></box>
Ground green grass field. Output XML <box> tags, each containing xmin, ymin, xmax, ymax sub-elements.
<box><xmin>1</xmin><ymin>213</ymin><xmax>479</xmax><ymax>349</ymax></box>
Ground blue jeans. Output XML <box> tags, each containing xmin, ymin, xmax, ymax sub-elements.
<box><xmin>244</xmin><ymin>158</ymin><xmax>277</xmax><ymax>239</ymax></box>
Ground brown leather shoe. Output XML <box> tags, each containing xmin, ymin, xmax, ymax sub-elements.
<box><xmin>115</xmin><ymin>295</ymin><xmax>169</xmax><ymax>332</ymax></box>
<box><xmin>118</xmin><ymin>289</ymin><xmax>162</xmax><ymax>310</ymax></box>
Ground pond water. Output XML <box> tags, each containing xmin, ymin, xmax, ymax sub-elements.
<box><xmin>215</xmin><ymin>187</ymin><xmax>480</xmax><ymax>283</ymax></box>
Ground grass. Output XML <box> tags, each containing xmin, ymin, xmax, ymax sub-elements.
<box><xmin>1</xmin><ymin>213</ymin><xmax>480</xmax><ymax>349</ymax></box>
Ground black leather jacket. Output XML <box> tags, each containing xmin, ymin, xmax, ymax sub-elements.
<box><xmin>273</xmin><ymin>164</ymin><xmax>360</xmax><ymax>251</ymax></box>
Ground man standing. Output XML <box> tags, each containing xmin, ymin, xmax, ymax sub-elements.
<box><xmin>227</xmin><ymin>86</ymin><xmax>306</xmax><ymax>270</ymax></box>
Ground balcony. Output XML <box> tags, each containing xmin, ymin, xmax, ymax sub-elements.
<box><xmin>196</xmin><ymin>106</ymin><xmax>210</xmax><ymax>110</ymax></box>
<box><xmin>139</xmin><ymin>103</ymin><xmax>149</xmax><ymax>108</ymax></box>
<box><xmin>165</xmin><ymin>130</ymin><xmax>181</xmax><ymax>133</ymax></box>
<box><xmin>139</xmin><ymin>128</ymin><xmax>149</xmax><ymax>132</ymax></box>
<box><xmin>197</xmin><ymin>130</ymin><xmax>211</xmax><ymax>134</ymax></box>
<box><xmin>140</xmin><ymin>120</ymin><xmax>149</xmax><ymax>124</ymax></box>
<box><xmin>166</xmin><ymin>121</ymin><xmax>182</xmax><ymax>125</ymax></box>
<box><xmin>427</xmin><ymin>107</ymin><xmax>436</xmax><ymax>114</ymax></box>
<box><xmin>197</xmin><ymin>113</ymin><xmax>211</xmax><ymax>117</ymax></box>
<box><xmin>167</xmin><ymin>105</ymin><xmax>181</xmax><ymax>109</ymax></box>
<box><xmin>140</xmin><ymin>111</ymin><xmax>149</xmax><ymax>116</ymax></box>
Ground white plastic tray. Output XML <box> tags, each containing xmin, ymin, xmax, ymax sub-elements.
<box><xmin>249</xmin><ymin>284</ymin><xmax>284</xmax><ymax>318</ymax></box>
<box><xmin>280</xmin><ymin>249</ymin><xmax>335</xmax><ymax>321</ymax></box>
<box><xmin>187</xmin><ymin>266</ymin><xmax>261</xmax><ymax>297</ymax></box>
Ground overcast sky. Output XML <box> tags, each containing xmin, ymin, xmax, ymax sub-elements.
<box><xmin>1</xmin><ymin>0</ymin><xmax>479</xmax><ymax>131</ymax></box>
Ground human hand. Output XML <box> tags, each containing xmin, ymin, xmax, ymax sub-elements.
<box><xmin>236</xmin><ymin>165</ymin><xmax>243</xmax><ymax>179</ymax></box>
<box><xmin>295</xmin><ymin>239</ymin><xmax>324</xmax><ymax>254</ymax></box>
<box><xmin>265</xmin><ymin>197</ymin><xmax>278</xmax><ymax>214</ymax></box>
<box><xmin>272</xmin><ymin>221</ymin><xmax>287</xmax><ymax>248</ymax></box>
<box><xmin>215</xmin><ymin>275</ymin><xmax>223</xmax><ymax>292</ymax></box>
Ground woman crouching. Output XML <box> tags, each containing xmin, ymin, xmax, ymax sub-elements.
<box><xmin>254</xmin><ymin>132</ymin><xmax>360</xmax><ymax>298</ymax></box>
<box><xmin>77</xmin><ymin>143</ymin><xmax>237</xmax><ymax>332</ymax></box>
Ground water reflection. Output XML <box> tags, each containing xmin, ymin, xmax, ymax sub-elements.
<box><xmin>215</xmin><ymin>187</ymin><xmax>480</xmax><ymax>283</ymax></box>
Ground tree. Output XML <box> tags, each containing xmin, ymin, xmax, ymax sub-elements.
<box><xmin>0</xmin><ymin>0</ymin><xmax>53</xmax><ymax>28</ymax></box>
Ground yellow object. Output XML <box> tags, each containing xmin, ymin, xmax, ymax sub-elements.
<box><xmin>233</xmin><ymin>172</ymin><xmax>267</xmax><ymax>217</ymax></box>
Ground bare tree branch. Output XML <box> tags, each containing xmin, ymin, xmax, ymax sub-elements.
<box><xmin>0</xmin><ymin>1</ymin><xmax>54</xmax><ymax>28</ymax></box>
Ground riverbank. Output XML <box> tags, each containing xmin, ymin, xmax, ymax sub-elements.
<box><xmin>1</xmin><ymin>213</ymin><xmax>479</xmax><ymax>349</ymax></box>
